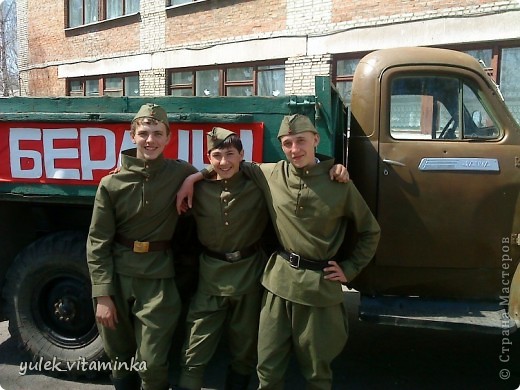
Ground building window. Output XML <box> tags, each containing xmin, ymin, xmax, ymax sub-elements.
<box><xmin>334</xmin><ymin>44</ymin><xmax>520</xmax><ymax>126</ymax></box>
<box><xmin>196</xmin><ymin>69</ymin><xmax>220</xmax><ymax>96</ymax></box>
<box><xmin>465</xmin><ymin>49</ymin><xmax>493</xmax><ymax>73</ymax></box>
<box><xmin>86</xmin><ymin>79</ymin><xmax>100</xmax><ymax>96</ymax></box>
<box><xmin>334</xmin><ymin>57</ymin><xmax>362</xmax><ymax>129</ymax></box>
<box><xmin>168</xmin><ymin>63</ymin><xmax>285</xmax><ymax>97</ymax></box>
<box><xmin>226</xmin><ymin>66</ymin><xmax>254</xmax><ymax>96</ymax></box>
<box><xmin>463</xmin><ymin>46</ymin><xmax>520</xmax><ymax>125</ymax></box>
<box><xmin>107</xmin><ymin>0</ymin><xmax>139</xmax><ymax>19</ymax></box>
<box><xmin>124</xmin><ymin>75</ymin><xmax>140</xmax><ymax>96</ymax></box>
<box><xmin>258</xmin><ymin>64</ymin><xmax>285</xmax><ymax>97</ymax></box>
<box><xmin>67</xmin><ymin>74</ymin><xmax>139</xmax><ymax>96</ymax></box>
<box><xmin>334</xmin><ymin>58</ymin><xmax>361</xmax><ymax>107</ymax></box>
<box><xmin>499</xmin><ymin>47</ymin><xmax>520</xmax><ymax>124</ymax></box>
<box><xmin>69</xmin><ymin>80</ymin><xmax>84</xmax><ymax>97</ymax></box>
<box><xmin>68</xmin><ymin>0</ymin><xmax>140</xmax><ymax>28</ymax></box>
<box><xmin>167</xmin><ymin>0</ymin><xmax>205</xmax><ymax>6</ymax></box>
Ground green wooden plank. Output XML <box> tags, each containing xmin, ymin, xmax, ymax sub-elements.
<box><xmin>0</xmin><ymin>183</ymin><xmax>97</xmax><ymax>204</ymax></box>
<box><xmin>0</xmin><ymin>95</ymin><xmax>316</xmax><ymax>115</ymax></box>
<box><xmin>0</xmin><ymin>113</ymin><xmax>255</xmax><ymax>123</ymax></box>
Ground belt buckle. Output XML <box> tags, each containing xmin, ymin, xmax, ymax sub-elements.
<box><xmin>133</xmin><ymin>241</ymin><xmax>150</xmax><ymax>253</ymax></box>
<box><xmin>288</xmin><ymin>252</ymin><xmax>300</xmax><ymax>268</ymax></box>
<box><xmin>225</xmin><ymin>251</ymin><xmax>241</xmax><ymax>262</ymax></box>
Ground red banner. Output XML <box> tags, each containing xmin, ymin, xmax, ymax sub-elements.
<box><xmin>0</xmin><ymin>122</ymin><xmax>264</xmax><ymax>185</ymax></box>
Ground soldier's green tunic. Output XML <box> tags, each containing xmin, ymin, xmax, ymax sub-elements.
<box><xmin>87</xmin><ymin>149</ymin><xmax>197</xmax><ymax>390</ymax></box>
<box><xmin>178</xmin><ymin>170</ymin><xmax>268</xmax><ymax>389</ymax></box>
<box><xmin>240</xmin><ymin>158</ymin><xmax>380</xmax><ymax>389</ymax></box>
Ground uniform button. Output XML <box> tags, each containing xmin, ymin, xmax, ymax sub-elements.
<box><xmin>145</xmin><ymin>165</ymin><xmax>149</xmax><ymax>169</ymax></box>
<box><xmin>305</xmin><ymin>170</ymin><xmax>309</xmax><ymax>174</ymax></box>
<box><xmin>224</xmin><ymin>212</ymin><xmax>228</xmax><ymax>216</ymax></box>
<box><xmin>224</xmin><ymin>188</ymin><xmax>228</xmax><ymax>191</ymax></box>
<box><xmin>299</xmin><ymin>206</ymin><xmax>303</xmax><ymax>209</ymax></box>
<box><xmin>225</xmin><ymin>222</ymin><xmax>229</xmax><ymax>226</ymax></box>
<box><xmin>146</xmin><ymin>201</ymin><xmax>149</xmax><ymax>205</ymax></box>
<box><xmin>223</xmin><ymin>199</ymin><xmax>227</xmax><ymax>203</ymax></box>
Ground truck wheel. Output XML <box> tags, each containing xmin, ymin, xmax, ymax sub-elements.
<box><xmin>2</xmin><ymin>231</ymin><xmax>105</xmax><ymax>376</ymax></box>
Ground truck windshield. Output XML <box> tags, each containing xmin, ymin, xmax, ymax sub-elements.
<box><xmin>389</xmin><ymin>76</ymin><xmax>500</xmax><ymax>140</ymax></box>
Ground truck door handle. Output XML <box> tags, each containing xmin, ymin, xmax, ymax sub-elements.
<box><xmin>383</xmin><ymin>159</ymin><xmax>406</xmax><ymax>167</ymax></box>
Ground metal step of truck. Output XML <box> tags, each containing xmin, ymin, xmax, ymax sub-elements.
<box><xmin>359</xmin><ymin>296</ymin><xmax>517</xmax><ymax>334</ymax></box>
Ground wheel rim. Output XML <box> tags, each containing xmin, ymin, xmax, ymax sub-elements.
<box><xmin>32</xmin><ymin>272</ymin><xmax>98</xmax><ymax>348</ymax></box>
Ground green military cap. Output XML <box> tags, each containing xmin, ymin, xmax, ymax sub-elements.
<box><xmin>277</xmin><ymin>114</ymin><xmax>318</xmax><ymax>139</ymax></box>
<box><xmin>132</xmin><ymin>103</ymin><xmax>169</xmax><ymax>128</ymax></box>
<box><xmin>207</xmin><ymin>127</ymin><xmax>236</xmax><ymax>151</ymax></box>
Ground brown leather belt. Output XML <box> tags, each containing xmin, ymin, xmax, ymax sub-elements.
<box><xmin>204</xmin><ymin>243</ymin><xmax>259</xmax><ymax>262</ymax></box>
<box><xmin>115</xmin><ymin>234</ymin><xmax>171</xmax><ymax>253</ymax></box>
<box><xmin>278</xmin><ymin>249</ymin><xmax>327</xmax><ymax>270</ymax></box>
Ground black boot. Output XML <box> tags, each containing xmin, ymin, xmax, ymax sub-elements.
<box><xmin>111</xmin><ymin>371</ymin><xmax>141</xmax><ymax>390</ymax></box>
<box><xmin>224</xmin><ymin>367</ymin><xmax>251</xmax><ymax>390</ymax></box>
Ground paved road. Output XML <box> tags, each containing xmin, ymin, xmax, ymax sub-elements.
<box><xmin>1</xmin><ymin>291</ymin><xmax>519</xmax><ymax>389</ymax></box>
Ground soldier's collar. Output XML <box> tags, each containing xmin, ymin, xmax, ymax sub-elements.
<box><xmin>121</xmin><ymin>149</ymin><xmax>166</xmax><ymax>175</ymax></box>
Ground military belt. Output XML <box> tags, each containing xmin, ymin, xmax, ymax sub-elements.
<box><xmin>204</xmin><ymin>243</ymin><xmax>259</xmax><ymax>262</ymax></box>
<box><xmin>279</xmin><ymin>249</ymin><xmax>327</xmax><ymax>271</ymax></box>
<box><xmin>115</xmin><ymin>234</ymin><xmax>171</xmax><ymax>253</ymax></box>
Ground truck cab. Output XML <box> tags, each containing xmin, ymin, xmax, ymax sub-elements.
<box><xmin>346</xmin><ymin>47</ymin><xmax>520</xmax><ymax>333</ymax></box>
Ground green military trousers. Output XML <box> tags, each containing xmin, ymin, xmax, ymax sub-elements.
<box><xmin>178</xmin><ymin>289</ymin><xmax>263</xmax><ymax>389</ymax></box>
<box><xmin>256</xmin><ymin>291</ymin><xmax>349</xmax><ymax>390</ymax></box>
<box><xmin>97</xmin><ymin>274</ymin><xmax>181</xmax><ymax>390</ymax></box>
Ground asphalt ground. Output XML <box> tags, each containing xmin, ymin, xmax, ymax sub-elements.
<box><xmin>0</xmin><ymin>291</ymin><xmax>519</xmax><ymax>390</ymax></box>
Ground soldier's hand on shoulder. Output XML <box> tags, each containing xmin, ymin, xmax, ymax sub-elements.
<box><xmin>109</xmin><ymin>166</ymin><xmax>122</xmax><ymax>175</ymax></box>
<box><xmin>330</xmin><ymin>164</ymin><xmax>350</xmax><ymax>183</ymax></box>
<box><xmin>176</xmin><ymin>172</ymin><xmax>203</xmax><ymax>214</ymax></box>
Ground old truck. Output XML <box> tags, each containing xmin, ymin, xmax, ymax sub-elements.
<box><xmin>0</xmin><ymin>47</ymin><xmax>518</xmax><ymax>370</ymax></box>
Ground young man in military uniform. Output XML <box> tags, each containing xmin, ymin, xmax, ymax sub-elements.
<box><xmin>87</xmin><ymin>103</ymin><xmax>197</xmax><ymax>390</ymax></box>
<box><xmin>176</xmin><ymin>120</ymin><xmax>353</xmax><ymax>389</ymax></box>
<box><xmin>176</xmin><ymin>127</ymin><xmax>269</xmax><ymax>390</ymax></box>
<box><xmin>239</xmin><ymin>114</ymin><xmax>381</xmax><ymax>389</ymax></box>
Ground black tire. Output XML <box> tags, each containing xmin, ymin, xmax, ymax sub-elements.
<box><xmin>2</xmin><ymin>231</ymin><xmax>105</xmax><ymax>375</ymax></box>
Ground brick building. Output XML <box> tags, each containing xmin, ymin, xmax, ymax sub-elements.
<box><xmin>17</xmin><ymin>0</ymin><xmax>520</xmax><ymax>121</ymax></box>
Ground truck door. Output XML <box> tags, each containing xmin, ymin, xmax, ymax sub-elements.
<box><xmin>376</xmin><ymin>69</ymin><xmax>519</xmax><ymax>298</ymax></box>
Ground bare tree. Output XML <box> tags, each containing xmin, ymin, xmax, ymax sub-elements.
<box><xmin>0</xmin><ymin>0</ymin><xmax>17</xmax><ymax>96</ymax></box>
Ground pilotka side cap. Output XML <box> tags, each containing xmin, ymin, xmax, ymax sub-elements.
<box><xmin>277</xmin><ymin>114</ymin><xmax>318</xmax><ymax>139</ymax></box>
<box><xmin>132</xmin><ymin>103</ymin><xmax>169</xmax><ymax>128</ymax></box>
<box><xmin>207</xmin><ymin>126</ymin><xmax>237</xmax><ymax>151</ymax></box>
